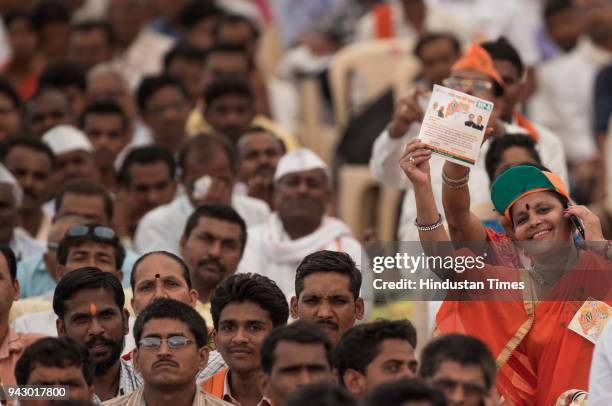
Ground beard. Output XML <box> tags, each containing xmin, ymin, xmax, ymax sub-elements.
<box><xmin>86</xmin><ymin>336</ymin><xmax>125</xmax><ymax>376</ymax></box>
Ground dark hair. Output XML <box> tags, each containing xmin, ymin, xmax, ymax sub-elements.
<box><xmin>56</xmin><ymin>223</ymin><xmax>126</xmax><ymax>269</ymax></box>
<box><xmin>419</xmin><ymin>334</ymin><xmax>496</xmax><ymax>390</ymax></box>
<box><xmin>238</xmin><ymin>126</ymin><xmax>287</xmax><ymax>154</ymax></box>
<box><xmin>117</xmin><ymin>145</ymin><xmax>176</xmax><ymax>187</ymax></box>
<box><xmin>414</xmin><ymin>32</ymin><xmax>461</xmax><ymax>60</ymax></box>
<box><xmin>55</xmin><ymin>179</ymin><xmax>114</xmax><ymax>222</ymax></box>
<box><xmin>53</xmin><ymin>267</ymin><xmax>125</xmax><ymax>319</ymax></box>
<box><xmin>203</xmin><ymin>77</ymin><xmax>254</xmax><ymax>107</ymax></box>
<box><xmin>260</xmin><ymin>321</ymin><xmax>333</xmax><ymax>374</ymax></box>
<box><xmin>285</xmin><ymin>382</ymin><xmax>360</xmax><ymax>406</ymax></box>
<box><xmin>295</xmin><ymin>251</ymin><xmax>362</xmax><ymax>300</ymax></box>
<box><xmin>211</xmin><ymin>273</ymin><xmax>289</xmax><ymax>330</ymax></box>
<box><xmin>177</xmin><ymin>132</ymin><xmax>238</xmax><ymax>175</ymax></box>
<box><xmin>544</xmin><ymin>0</ymin><xmax>574</xmax><ymax>20</ymax></box>
<box><xmin>4</xmin><ymin>10</ymin><xmax>34</xmax><ymax>31</ymax></box>
<box><xmin>71</xmin><ymin>20</ymin><xmax>116</xmax><ymax>46</ymax></box>
<box><xmin>481</xmin><ymin>37</ymin><xmax>525</xmax><ymax>78</ymax></box>
<box><xmin>484</xmin><ymin>133</ymin><xmax>541</xmax><ymax>181</ymax></box>
<box><xmin>213</xmin><ymin>13</ymin><xmax>260</xmax><ymax>42</ymax></box>
<box><xmin>0</xmin><ymin>75</ymin><xmax>22</xmax><ymax>111</ymax></box>
<box><xmin>130</xmin><ymin>251</ymin><xmax>192</xmax><ymax>292</ymax></box>
<box><xmin>182</xmin><ymin>203</ymin><xmax>247</xmax><ymax>251</ymax></box>
<box><xmin>31</xmin><ymin>0</ymin><xmax>70</xmax><ymax>32</ymax></box>
<box><xmin>133</xmin><ymin>298</ymin><xmax>208</xmax><ymax>347</ymax></box>
<box><xmin>1</xmin><ymin>136</ymin><xmax>56</xmax><ymax>167</ymax></box>
<box><xmin>163</xmin><ymin>42</ymin><xmax>207</xmax><ymax>70</ymax></box>
<box><xmin>39</xmin><ymin>62</ymin><xmax>87</xmax><ymax>93</ymax></box>
<box><xmin>335</xmin><ymin>320</ymin><xmax>417</xmax><ymax>383</ymax></box>
<box><xmin>79</xmin><ymin>100</ymin><xmax>128</xmax><ymax>131</ymax></box>
<box><xmin>203</xmin><ymin>43</ymin><xmax>252</xmax><ymax>72</ymax></box>
<box><xmin>136</xmin><ymin>74</ymin><xmax>188</xmax><ymax>112</ymax></box>
<box><xmin>366</xmin><ymin>379</ymin><xmax>447</xmax><ymax>406</ymax></box>
<box><xmin>178</xmin><ymin>0</ymin><xmax>222</xmax><ymax>30</ymax></box>
<box><xmin>15</xmin><ymin>337</ymin><xmax>95</xmax><ymax>386</ymax></box>
<box><xmin>0</xmin><ymin>245</ymin><xmax>17</xmax><ymax>281</ymax></box>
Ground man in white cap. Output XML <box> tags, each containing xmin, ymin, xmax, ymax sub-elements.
<box><xmin>238</xmin><ymin>148</ymin><xmax>367</xmax><ymax>301</ymax></box>
<box><xmin>42</xmin><ymin>125</ymin><xmax>101</xmax><ymax>192</ymax></box>
<box><xmin>0</xmin><ymin>164</ymin><xmax>45</xmax><ymax>261</ymax></box>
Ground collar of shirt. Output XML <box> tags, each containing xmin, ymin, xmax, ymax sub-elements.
<box><xmin>0</xmin><ymin>329</ymin><xmax>25</xmax><ymax>360</ymax></box>
<box><xmin>221</xmin><ymin>371</ymin><xmax>272</xmax><ymax>406</ymax></box>
<box><xmin>91</xmin><ymin>358</ymin><xmax>142</xmax><ymax>404</ymax></box>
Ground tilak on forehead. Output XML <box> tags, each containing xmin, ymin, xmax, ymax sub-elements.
<box><xmin>89</xmin><ymin>303</ymin><xmax>97</xmax><ymax>316</ymax></box>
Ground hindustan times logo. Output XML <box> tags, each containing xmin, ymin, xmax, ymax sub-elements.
<box><xmin>372</xmin><ymin>253</ymin><xmax>486</xmax><ymax>274</ymax></box>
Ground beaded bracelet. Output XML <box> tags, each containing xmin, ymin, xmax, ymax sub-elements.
<box><xmin>414</xmin><ymin>214</ymin><xmax>443</xmax><ymax>231</ymax></box>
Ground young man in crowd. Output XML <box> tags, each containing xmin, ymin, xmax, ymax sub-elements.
<box><xmin>1</xmin><ymin>137</ymin><xmax>55</xmax><ymax>241</ymax></box>
<box><xmin>0</xmin><ymin>245</ymin><xmax>44</xmax><ymax>385</ymax></box>
<box><xmin>69</xmin><ymin>20</ymin><xmax>116</xmax><ymax>72</ymax></box>
<box><xmin>25</xmin><ymin>88</ymin><xmax>74</xmax><ymax>138</ymax></box>
<box><xmin>335</xmin><ymin>319</ymin><xmax>418</xmax><ymax>397</ymax></box>
<box><xmin>103</xmin><ymin>299</ymin><xmax>231</xmax><ymax>406</ymax></box>
<box><xmin>180</xmin><ymin>204</ymin><xmax>247</xmax><ymax>321</ymax></box>
<box><xmin>80</xmin><ymin>100</ymin><xmax>132</xmax><ymax>192</ymax></box>
<box><xmin>163</xmin><ymin>42</ymin><xmax>207</xmax><ymax>106</ymax></box>
<box><xmin>115</xmin><ymin>146</ymin><xmax>177</xmax><ymax>244</ymax></box>
<box><xmin>259</xmin><ymin>321</ymin><xmax>335</xmax><ymax>406</ymax></box>
<box><xmin>55</xmin><ymin>267</ymin><xmax>138</xmax><ymax>402</ymax></box>
<box><xmin>135</xmin><ymin>135</ymin><xmax>268</xmax><ymax>255</ymax></box>
<box><xmin>0</xmin><ymin>77</ymin><xmax>23</xmax><ymax>141</ymax></box>
<box><xmin>203</xmin><ymin>273</ymin><xmax>289</xmax><ymax>405</ymax></box>
<box><xmin>419</xmin><ymin>334</ymin><xmax>497</xmax><ymax>406</ymax></box>
<box><xmin>14</xmin><ymin>336</ymin><xmax>95</xmax><ymax>404</ymax></box>
<box><xmin>136</xmin><ymin>74</ymin><xmax>190</xmax><ymax>155</ymax></box>
<box><xmin>236</xmin><ymin>127</ymin><xmax>285</xmax><ymax>209</ymax></box>
<box><xmin>239</xmin><ymin>149</ymin><xmax>368</xmax><ymax>305</ymax></box>
<box><xmin>290</xmin><ymin>250</ymin><xmax>364</xmax><ymax>348</ymax></box>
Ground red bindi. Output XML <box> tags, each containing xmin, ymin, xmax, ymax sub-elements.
<box><xmin>525</xmin><ymin>204</ymin><xmax>530</xmax><ymax>210</ymax></box>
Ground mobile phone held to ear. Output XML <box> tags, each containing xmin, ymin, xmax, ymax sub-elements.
<box><xmin>570</xmin><ymin>214</ymin><xmax>585</xmax><ymax>239</ymax></box>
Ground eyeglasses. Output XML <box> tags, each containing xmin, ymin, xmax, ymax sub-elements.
<box><xmin>442</xmin><ymin>77</ymin><xmax>494</xmax><ymax>94</ymax></box>
<box><xmin>139</xmin><ymin>335</ymin><xmax>194</xmax><ymax>350</ymax></box>
<box><xmin>66</xmin><ymin>225</ymin><xmax>117</xmax><ymax>241</ymax></box>
<box><xmin>432</xmin><ymin>378</ymin><xmax>488</xmax><ymax>399</ymax></box>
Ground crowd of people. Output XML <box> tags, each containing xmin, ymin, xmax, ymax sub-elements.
<box><xmin>0</xmin><ymin>0</ymin><xmax>611</xmax><ymax>405</ymax></box>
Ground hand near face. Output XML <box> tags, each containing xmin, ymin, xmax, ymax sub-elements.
<box><xmin>247</xmin><ymin>174</ymin><xmax>275</xmax><ymax>208</ymax></box>
<box><xmin>389</xmin><ymin>91</ymin><xmax>425</xmax><ymax>139</ymax></box>
<box><xmin>563</xmin><ymin>205</ymin><xmax>605</xmax><ymax>241</ymax></box>
<box><xmin>194</xmin><ymin>177</ymin><xmax>232</xmax><ymax>207</ymax></box>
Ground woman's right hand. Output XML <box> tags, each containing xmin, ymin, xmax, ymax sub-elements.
<box><xmin>399</xmin><ymin>139</ymin><xmax>432</xmax><ymax>188</ymax></box>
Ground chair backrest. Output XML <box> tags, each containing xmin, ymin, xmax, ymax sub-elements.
<box><xmin>329</xmin><ymin>38</ymin><xmax>417</xmax><ymax>128</ymax></box>
<box><xmin>329</xmin><ymin>38</ymin><xmax>414</xmax><ymax>126</ymax></box>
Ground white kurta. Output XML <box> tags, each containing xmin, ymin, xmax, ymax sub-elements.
<box><xmin>238</xmin><ymin>213</ymin><xmax>373</xmax><ymax>307</ymax></box>
<box><xmin>134</xmin><ymin>194</ymin><xmax>270</xmax><ymax>255</ymax></box>
<box><xmin>369</xmin><ymin>121</ymin><xmax>569</xmax><ymax>240</ymax></box>
<box><xmin>588</xmin><ymin>321</ymin><xmax>612</xmax><ymax>405</ymax></box>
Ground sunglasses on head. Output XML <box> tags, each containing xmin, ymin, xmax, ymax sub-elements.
<box><xmin>66</xmin><ymin>225</ymin><xmax>117</xmax><ymax>241</ymax></box>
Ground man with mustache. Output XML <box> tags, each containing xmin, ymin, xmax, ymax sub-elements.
<box><xmin>103</xmin><ymin>299</ymin><xmax>231</xmax><ymax>406</ymax></box>
<box><xmin>290</xmin><ymin>250</ymin><xmax>364</xmax><ymax>348</ymax></box>
<box><xmin>54</xmin><ymin>267</ymin><xmax>139</xmax><ymax>402</ymax></box>
<box><xmin>239</xmin><ymin>149</ymin><xmax>367</xmax><ymax>304</ymax></box>
<box><xmin>2</xmin><ymin>137</ymin><xmax>55</xmax><ymax>241</ymax></box>
<box><xmin>202</xmin><ymin>273</ymin><xmax>289</xmax><ymax>405</ymax></box>
<box><xmin>236</xmin><ymin>128</ymin><xmax>285</xmax><ymax>210</ymax></box>
<box><xmin>180</xmin><ymin>204</ymin><xmax>247</xmax><ymax>324</ymax></box>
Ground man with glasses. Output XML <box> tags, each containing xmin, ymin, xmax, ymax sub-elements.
<box><xmin>12</xmin><ymin>224</ymin><xmax>135</xmax><ymax>347</ymax></box>
<box><xmin>103</xmin><ymin>298</ymin><xmax>231</xmax><ymax>406</ymax></box>
<box><xmin>418</xmin><ymin>334</ymin><xmax>497</xmax><ymax>406</ymax></box>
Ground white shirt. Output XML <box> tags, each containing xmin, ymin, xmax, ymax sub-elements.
<box><xmin>238</xmin><ymin>213</ymin><xmax>372</xmax><ymax>307</ymax></box>
<box><xmin>369</xmin><ymin>121</ymin><xmax>569</xmax><ymax>239</ymax></box>
<box><xmin>11</xmin><ymin>309</ymin><xmax>135</xmax><ymax>356</ymax></box>
<box><xmin>529</xmin><ymin>38</ymin><xmax>612</xmax><ymax>164</ymax></box>
<box><xmin>0</xmin><ymin>17</ymin><xmax>10</xmax><ymax>67</ymax></box>
<box><xmin>11</xmin><ymin>227</ymin><xmax>46</xmax><ymax>262</ymax></box>
<box><xmin>588</xmin><ymin>321</ymin><xmax>612</xmax><ymax>405</ymax></box>
<box><xmin>134</xmin><ymin>194</ymin><xmax>270</xmax><ymax>255</ymax></box>
<box><xmin>356</xmin><ymin>0</ymin><xmax>474</xmax><ymax>45</ymax></box>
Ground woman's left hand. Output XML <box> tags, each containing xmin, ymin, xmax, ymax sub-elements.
<box><xmin>563</xmin><ymin>205</ymin><xmax>605</xmax><ymax>241</ymax></box>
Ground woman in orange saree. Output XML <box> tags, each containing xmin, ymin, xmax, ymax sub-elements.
<box><xmin>401</xmin><ymin>138</ymin><xmax>612</xmax><ymax>405</ymax></box>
